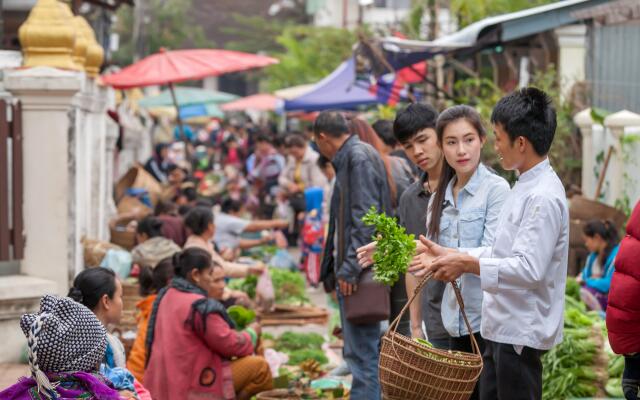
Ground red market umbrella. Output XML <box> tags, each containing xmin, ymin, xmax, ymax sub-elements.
<box><xmin>221</xmin><ymin>94</ymin><xmax>280</xmax><ymax>112</ymax></box>
<box><xmin>100</xmin><ymin>48</ymin><xmax>278</xmax><ymax>89</ymax></box>
<box><xmin>100</xmin><ymin>48</ymin><xmax>278</xmax><ymax>142</ymax></box>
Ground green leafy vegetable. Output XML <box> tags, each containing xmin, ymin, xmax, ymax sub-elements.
<box><xmin>565</xmin><ymin>276</ymin><xmax>581</xmax><ymax>302</ymax></box>
<box><xmin>227</xmin><ymin>275</ymin><xmax>258</xmax><ymax>299</ymax></box>
<box><xmin>287</xmin><ymin>349</ymin><xmax>328</xmax><ymax>365</ymax></box>
<box><xmin>275</xmin><ymin>332</ymin><xmax>325</xmax><ymax>352</ymax></box>
<box><xmin>606</xmin><ymin>377</ymin><xmax>624</xmax><ymax>398</ymax></box>
<box><xmin>362</xmin><ymin>206</ymin><xmax>416</xmax><ymax>286</ymax></box>
<box><xmin>227</xmin><ymin>305</ymin><xmax>256</xmax><ymax>330</ymax></box>
<box><xmin>270</xmin><ymin>269</ymin><xmax>309</xmax><ymax>304</ymax></box>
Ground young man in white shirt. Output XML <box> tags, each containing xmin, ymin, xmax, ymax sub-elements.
<box><xmin>412</xmin><ymin>87</ymin><xmax>570</xmax><ymax>400</ymax></box>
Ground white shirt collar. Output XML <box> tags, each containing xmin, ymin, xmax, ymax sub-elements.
<box><xmin>517</xmin><ymin>158</ymin><xmax>550</xmax><ymax>184</ymax></box>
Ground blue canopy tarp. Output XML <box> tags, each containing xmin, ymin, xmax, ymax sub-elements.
<box><xmin>284</xmin><ymin>57</ymin><xmax>378</xmax><ymax>112</ymax></box>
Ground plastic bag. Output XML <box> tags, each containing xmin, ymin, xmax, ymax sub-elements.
<box><xmin>100</xmin><ymin>249</ymin><xmax>133</xmax><ymax>279</ymax></box>
<box><xmin>255</xmin><ymin>269</ymin><xmax>275</xmax><ymax>313</ymax></box>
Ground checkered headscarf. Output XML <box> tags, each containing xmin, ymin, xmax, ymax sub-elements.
<box><xmin>20</xmin><ymin>295</ymin><xmax>107</xmax><ymax>399</ymax></box>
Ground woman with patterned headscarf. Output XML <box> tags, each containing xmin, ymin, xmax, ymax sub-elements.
<box><xmin>0</xmin><ymin>295</ymin><xmax>121</xmax><ymax>399</ymax></box>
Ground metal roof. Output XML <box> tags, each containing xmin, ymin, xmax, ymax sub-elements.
<box><xmin>381</xmin><ymin>0</ymin><xmax>610</xmax><ymax>54</ymax></box>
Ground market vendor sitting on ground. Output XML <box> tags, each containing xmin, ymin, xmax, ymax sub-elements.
<box><xmin>577</xmin><ymin>219</ymin><xmax>620</xmax><ymax>311</ymax></box>
<box><xmin>214</xmin><ymin>197</ymin><xmax>289</xmax><ymax>257</ymax></box>
<box><xmin>131</xmin><ymin>215</ymin><xmax>181</xmax><ymax>269</ymax></box>
<box><xmin>144</xmin><ymin>248</ymin><xmax>272</xmax><ymax>400</ymax></box>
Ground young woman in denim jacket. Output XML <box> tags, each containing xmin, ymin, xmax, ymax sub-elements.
<box><xmin>423</xmin><ymin>105</ymin><xmax>510</xmax><ymax>400</ymax></box>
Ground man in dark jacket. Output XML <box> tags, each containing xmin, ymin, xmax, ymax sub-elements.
<box><xmin>314</xmin><ymin>111</ymin><xmax>392</xmax><ymax>400</ymax></box>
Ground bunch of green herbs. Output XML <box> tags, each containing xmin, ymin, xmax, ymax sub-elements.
<box><xmin>362</xmin><ymin>206</ymin><xmax>416</xmax><ymax>286</ymax></box>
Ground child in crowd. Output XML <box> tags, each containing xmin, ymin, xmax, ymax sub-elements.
<box><xmin>0</xmin><ymin>295</ymin><xmax>120</xmax><ymax>399</ymax></box>
<box><xmin>69</xmin><ymin>268</ymin><xmax>152</xmax><ymax>399</ymax></box>
<box><xmin>127</xmin><ymin>258</ymin><xmax>175</xmax><ymax>383</ymax></box>
<box><xmin>577</xmin><ymin>219</ymin><xmax>620</xmax><ymax>311</ymax></box>
<box><xmin>144</xmin><ymin>248</ymin><xmax>272</xmax><ymax>400</ymax></box>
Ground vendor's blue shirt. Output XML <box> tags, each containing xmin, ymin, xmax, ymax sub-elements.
<box><xmin>581</xmin><ymin>244</ymin><xmax>619</xmax><ymax>294</ymax></box>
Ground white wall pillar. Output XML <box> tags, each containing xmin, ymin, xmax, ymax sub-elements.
<box><xmin>555</xmin><ymin>24</ymin><xmax>586</xmax><ymax>100</ymax></box>
<box><xmin>4</xmin><ymin>67</ymin><xmax>84</xmax><ymax>294</ymax></box>
<box><xmin>604</xmin><ymin>110</ymin><xmax>640</xmax><ymax>206</ymax></box>
<box><xmin>574</xmin><ymin>108</ymin><xmax>594</xmax><ymax>197</ymax></box>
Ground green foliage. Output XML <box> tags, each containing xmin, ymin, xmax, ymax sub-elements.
<box><xmin>590</xmin><ymin>107</ymin><xmax>612</xmax><ymax>125</ymax></box>
<box><xmin>112</xmin><ymin>0</ymin><xmax>211</xmax><ymax>65</ymax></box>
<box><xmin>227</xmin><ymin>305</ymin><xmax>256</xmax><ymax>330</ymax></box>
<box><xmin>362</xmin><ymin>207</ymin><xmax>416</xmax><ymax>286</ymax></box>
<box><xmin>230</xmin><ymin>269</ymin><xmax>309</xmax><ymax>304</ymax></box>
<box><xmin>450</xmin><ymin>0</ymin><xmax>557</xmax><ymax>28</ymax></box>
<box><xmin>227</xmin><ymin>274</ymin><xmax>258</xmax><ymax>299</ymax></box>
<box><xmin>450</xmin><ymin>66</ymin><xmax>581</xmax><ymax>186</ymax></box>
<box><xmin>275</xmin><ymin>332</ymin><xmax>325</xmax><ymax>352</ymax></box>
<box><xmin>270</xmin><ymin>269</ymin><xmax>309</xmax><ymax>304</ymax></box>
<box><xmin>221</xmin><ymin>14</ymin><xmax>290</xmax><ymax>54</ymax></box>
<box><xmin>565</xmin><ymin>277</ymin><xmax>581</xmax><ymax>302</ymax></box>
<box><xmin>274</xmin><ymin>332</ymin><xmax>328</xmax><ymax>365</ymax></box>
<box><xmin>264</xmin><ymin>25</ymin><xmax>357</xmax><ymax>91</ymax></box>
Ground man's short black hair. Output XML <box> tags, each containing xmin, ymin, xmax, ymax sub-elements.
<box><xmin>372</xmin><ymin>119</ymin><xmax>396</xmax><ymax>147</ymax></box>
<box><xmin>490</xmin><ymin>87</ymin><xmax>557</xmax><ymax>156</ymax></box>
<box><xmin>393</xmin><ymin>103</ymin><xmax>438</xmax><ymax>144</ymax></box>
<box><xmin>255</xmin><ymin>134</ymin><xmax>273</xmax><ymax>144</ymax></box>
<box><xmin>317</xmin><ymin>155</ymin><xmax>331</xmax><ymax>169</ymax></box>
<box><xmin>220</xmin><ymin>197</ymin><xmax>243</xmax><ymax>213</ymax></box>
<box><xmin>313</xmin><ymin>111</ymin><xmax>349</xmax><ymax>138</ymax></box>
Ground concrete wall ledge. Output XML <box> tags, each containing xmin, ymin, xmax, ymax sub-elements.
<box><xmin>0</xmin><ymin>275</ymin><xmax>57</xmax><ymax>303</ymax></box>
<box><xmin>0</xmin><ymin>275</ymin><xmax>57</xmax><ymax>363</ymax></box>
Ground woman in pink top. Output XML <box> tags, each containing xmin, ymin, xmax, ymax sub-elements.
<box><xmin>144</xmin><ymin>248</ymin><xmax>272</xmax><ymax>400</ymax></box>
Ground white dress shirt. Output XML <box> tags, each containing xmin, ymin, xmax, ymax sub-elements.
<box><xmin>466</xmin><ymin>158</ymin><xmax>569</xmax><ymax>350</ymax></box>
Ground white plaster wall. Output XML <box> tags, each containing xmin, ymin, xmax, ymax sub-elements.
<box><xmin>555</xmin><ymin>25</ymin><xmax>586</xmax><ymax>100</ymax></box>
<box><xmin>584</xmin><ymin>124</ymin><xmax>640</xmax><ymax>208</ymax></box>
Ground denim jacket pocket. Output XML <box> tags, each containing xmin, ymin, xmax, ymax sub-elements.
<box><xmin>459</xmin><ymin>210</ymin><xmax>485</xmax><ymax>244</ymax></box>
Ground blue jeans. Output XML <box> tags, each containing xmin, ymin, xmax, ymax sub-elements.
<box><xmin>338</xmin><ymin>293</ymin><xmax>382</xmax><ymax>400</ymax></box>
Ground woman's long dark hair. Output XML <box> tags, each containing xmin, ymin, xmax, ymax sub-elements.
<box><xmin>139</xmin><ymin>257</ymin><xmax>175</xmax><ymax>296</ymax></box>
<box><xmin>348</xmin><ymin>118</ymin><xmax>398</xmax><ymax>207</ymax></box>
<box><xmin>428</xmin><ymin>105</ymin><xmax>486</xmax><ymax>241</ymax></box>
<box><xmin>172</xmin><ymin>247</ymin><xmax>220</xmax><ymax>279</ymax></box>
<box><xmin>68</xmin><ymin>267</ymin><xmax>117</xmax><ymax>310</ymax></box>
<box><xmin>137</xmin><ymin>216</ymin><xmax>164</xmax><ymax>238</ymax></box>
<box><xmin>583</xmin><ymin>219</ymin><xmax>619</xmax><ymax>265</ymax></box>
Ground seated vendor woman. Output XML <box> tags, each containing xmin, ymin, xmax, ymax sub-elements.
<box><xmin>577</xmin><ymin>219</ymin><xmax>620</xmax><ymax>311</ymax></box>
<box><xmin>144</xmin><ymin>248</ymin><xmax>273</xmax><ymax>400</ymax></box>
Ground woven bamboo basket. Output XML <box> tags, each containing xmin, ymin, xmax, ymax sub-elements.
<box><xmin>379</xmin><ymin>273</ymin><xmax>483</xmax><ymax>400</ymax></box>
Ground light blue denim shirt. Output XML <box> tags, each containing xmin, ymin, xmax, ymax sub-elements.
<box><xmin>427</xmin><ymin>163</ymin><xmax>510</xmax><ymax>337</ymax></box>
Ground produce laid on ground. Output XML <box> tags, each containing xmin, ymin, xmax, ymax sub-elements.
<box><xmin>362</xmin><ymin>207</ymin><xmax>416</xmax><ymax>286</ymax></box>
<box><xmin>228</xmin><ymin>269</ymin><xmax>310</xmax><ymax>305</ymax></box>
<box><xmin>259</xmin><ymin>332</ymin><xmax>348</xmax><ymax>400</ymax></box>
<box><xmin>541</xmin><ymin>277</ymin><xmax>621</xmax><ymax>399</ymax></box>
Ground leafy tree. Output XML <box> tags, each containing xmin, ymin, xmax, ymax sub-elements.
<box><xmin>449</xmin><ymin>0</ymin><xmax>557</xmax><ymax>28</ymax></box>
<box><xmin>112</xmin><ymin>0</ymin><xmax>211</xmax><ymax>65</ymax></box>
<box><xmin>264</xmin><ymin>25</ymin><xmax>357</xmax><ymax>91</ymax></box>
<box><xmin>221</xmin><ymin>14</ymin><xmax>289</xmax><ymax>54</ymax></box>
<box><xmin>450</xmin><ymin>66</ymin><xmax>581</xmax><ymax>187</ymax></box>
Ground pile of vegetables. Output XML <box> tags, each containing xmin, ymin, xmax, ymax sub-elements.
<box><xmin>542</xmin><ymin>277</ymin><xmax>608</xmax><ymax>399</ymax></box>
<box><xmin>362</xmin><ymin>207</ymin><xmax>416</xmax><ymax>286</ymax></box>
<box><xmin>606</xmin><ymin>355</ymin><xmax>625</xmax><ymax>398</ymax></box>
<box><xmin>227</xmin><ymin>269</ymin><xmax>309</xmax><ymax>305</ymax></box>
<box><xmin>227</xmin><ymin>305</ymin><xmax>256</xmax><ymax>330</ymax></box>
<box><xmin>271</xmin><ymin>332</ymin><xmax>328</xmax><ymax>366</ymax></box>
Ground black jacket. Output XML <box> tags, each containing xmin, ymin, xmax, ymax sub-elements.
<box><xmin>320</xmin><ymin>135</ymin><xmax>392</xmax><ymax>286</ymax></box>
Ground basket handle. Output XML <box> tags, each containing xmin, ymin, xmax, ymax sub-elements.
<box><xmin>451</xmin><ymin>280</ymin><xmax>481</xmax><ymax>357</ymax></box>
<box><xmin>388</xmin><ymin>273</ymin><xmax>481</xmax><ymax>357</ymax></box>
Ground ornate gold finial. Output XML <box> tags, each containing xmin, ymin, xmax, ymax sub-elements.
<box><xmin>18</xmin><ymin>0</ymin><xmax>81</xmax><ymax>71</ymax></box>
<box><xmin>74</xmin><ymin>16</ymin><xmax>105</xmax><ymax>78</ymax></box>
